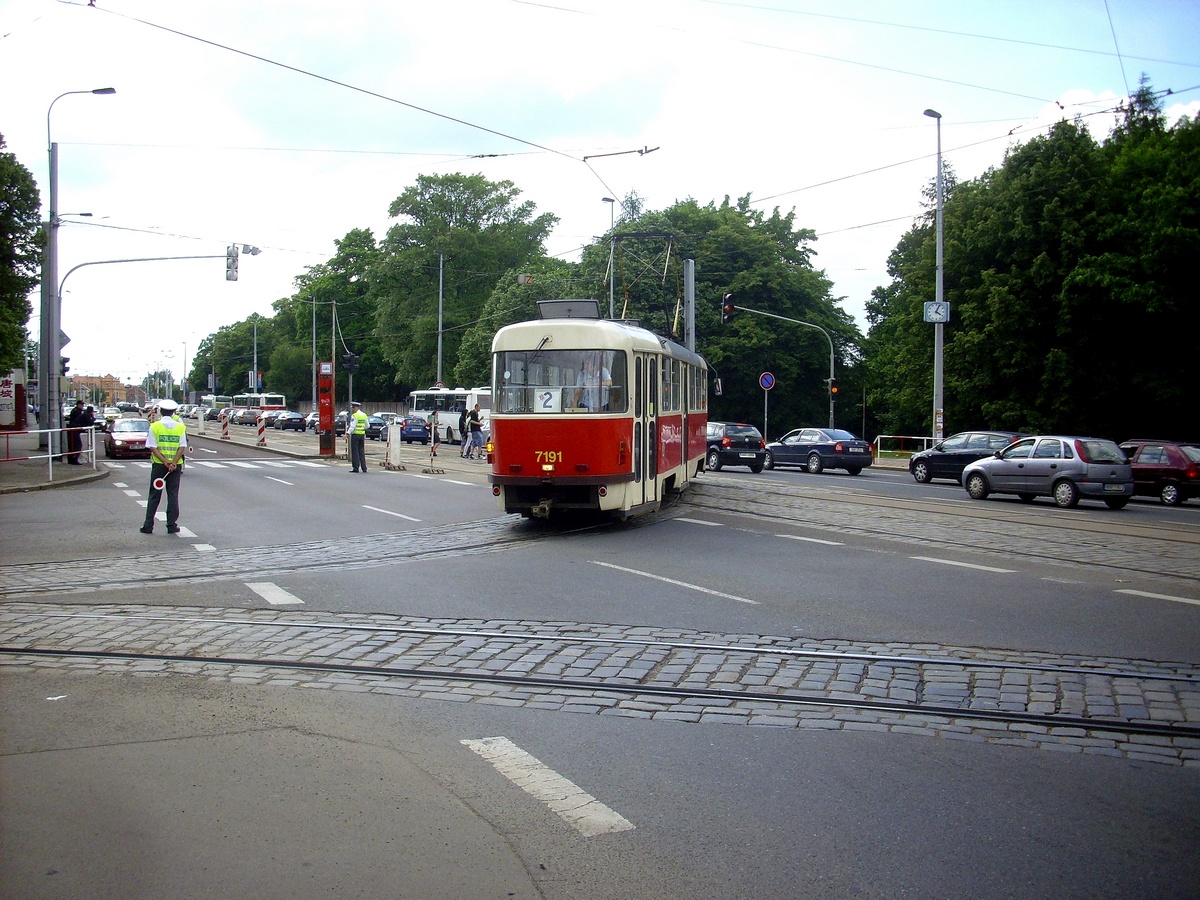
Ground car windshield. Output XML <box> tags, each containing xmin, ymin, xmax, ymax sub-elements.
<box><xmin>823</xmin><ymin>429</ymin><xmax>858</xmax><ymax>441</ymax></box>
<box><xmin>726</xmin><ymin>425</ymin><xmax>761</xmax><ymax>439</ymax></box>
<box><xmin>1182</xmin><ymin>446</ymin><xmax>1200</xmax><ymax>463</ymax></box>
<box><xmin>113</xmin><ymin>419</ymin><xmax>149</xmax><ymax>433</ymax></box>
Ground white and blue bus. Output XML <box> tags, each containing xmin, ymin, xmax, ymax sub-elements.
<box><xmin>406</xmin><ymin>386</ymin><xmax>490</xmax><ymax>444</ymax></box>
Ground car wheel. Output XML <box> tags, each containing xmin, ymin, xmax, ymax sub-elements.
<box><xmin>965</xmin><ymin>472</ymin><xmax>989</xmax><ymax>500</ymax></box>
<box><xmin>846</xmin><ymin>467</ymin><xmax>862</xmax><ymax>476</ymax></box>
<box><xmin>764</xmin><ymin>450</ymin><xmax>775</xmax><ymax>470</ymax></box>
<box><xmin>706</xmin><ymin>448</ymin><xmax>722</xmax><ymax>471</ymax></box>
<box><xmin>1104</xmin><ymin>498</ymin><xmax>1129</xmax><ymax>510</ymax></box>
<box><xmin>749</xmin><ymin>462</ymin><xmax>764</xmax><ymax>474</ymax></box>
<box><xmin>911</xmin><ymin>461</ymin><xmax>932</xmax><ymax>483</ymax></box>
<box><xmin>1017</xmin><ymin>493</ymin><xmax>1036</xmax><ymax>503</ymax></box>
<box><xmin>806</xmin><ymin>452</ymin><xmax>824</xmax><ymax>474</ymax></box>
<box><xmin>1052</xmin><ymin>479</ymin><xmax>1080</xmax><ymax>508</ymax></box>
<box><xmin>1160</xmin><ymin>482</ymin><xmax>1182</xmax><ymax>506</ymax></box>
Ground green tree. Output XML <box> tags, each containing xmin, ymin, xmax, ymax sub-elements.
<box><xmin>0</xmin><ymin>137</ymin><xmax>43</xmax><ymax>373</ymax></box>
<box><xmin>370</xmin><ymin>173</ymin><xmax>558</xmax><ymax>389</ymax></box>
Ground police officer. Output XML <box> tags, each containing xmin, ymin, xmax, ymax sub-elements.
<box><xmin>348</xmin><ymin>400</ymin><xmax>368</xmax><ymax>473</ymax></box>
<box><xmin>140</xmin><ymin>399</ymin><xmax>187</xmax><ymax>534</ymax></box>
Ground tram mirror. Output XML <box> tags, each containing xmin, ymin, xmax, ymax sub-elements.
<box><xmin>713</xmin><ymin>377</ymin><xmax>723</xmax><ymax>397</ymax></box>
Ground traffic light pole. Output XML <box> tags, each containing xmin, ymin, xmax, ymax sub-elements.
<box><xmin>725</xmin><ymin>304</ymin><xmax>837</xmax><ymax>428</ymax></box>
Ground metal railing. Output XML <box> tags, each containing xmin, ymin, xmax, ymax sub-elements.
<box><xmin>1</xmin><ymin>426</ymin><xmax>96</xmax><ymax>481</ymax></box>
<box><xmin>873</xmin><ymin>434</ymin><xmax>936</xmax><ymax>458</ymax></box>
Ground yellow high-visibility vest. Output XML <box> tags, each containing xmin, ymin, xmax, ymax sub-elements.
<box><xmin>150</xmin><ymin>418</ymin><xmax>186</xmax><ymax>462</ymax></box>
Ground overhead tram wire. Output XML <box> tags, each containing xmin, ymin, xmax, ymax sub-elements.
<box><xmin>93</xmin><ymin>5</ymin><xmax>582</xmax><ymax>165</ymax></box>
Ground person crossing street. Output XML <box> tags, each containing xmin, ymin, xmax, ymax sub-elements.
<box><xmin>348</xmin><ymin>400</ymin><xmax>369</xmax><ymax>473</ymax></box>
<box><xmin>140</xmin><ymin>399</ymin><xmax>188</xmax><ymax>535</ymax></box>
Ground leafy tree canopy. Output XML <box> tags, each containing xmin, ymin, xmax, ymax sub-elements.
<box><xmin>0</xmin><ymin>137</ymin><xmax>43</xmax><ymax>373</ymax></box>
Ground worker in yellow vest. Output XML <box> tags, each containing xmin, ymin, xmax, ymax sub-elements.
<box><xmin>348</xmin><ymin>400</ymin><xmax>369</xmax><ymax>473</ymax></box>
<box><xmin>141</xmin><ymin>398</ymin><xmax>188</xmax><ymax>534</ymax></box>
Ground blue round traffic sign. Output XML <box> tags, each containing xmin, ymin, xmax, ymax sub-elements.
<box><xmin>759</xmin><ymin>372</ymin><xmax>775</xmax><ymax>391</ymax></box>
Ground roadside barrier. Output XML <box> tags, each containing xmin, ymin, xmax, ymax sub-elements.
<box><xmin>221</xmin><ymin>416</ymin><xmax>230</xmax><ymax>441</ymax></box>
<box><xmin>0</xmin><ymin>426</ymin><xmax>95</xmax><ymax>481</ymax></box>
<box><xmin>256</xmin><ymin>414</ymin><xmax>267</xmax><ymax>447</ymax></box>
<box><xmin>873</xmin><ymin>434</ymin><xmax>935</xmax><ymax>460</ymax></box>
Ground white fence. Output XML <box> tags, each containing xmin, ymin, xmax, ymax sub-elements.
<box><xmin>1</xmin><ymin>426</ymin><xmax>97</xmax><ymax>481</ymax></box>
<box><xmin>873</xmin><ymin>434</ymin><xmax>937</xmax><ymax>457</ymax></box>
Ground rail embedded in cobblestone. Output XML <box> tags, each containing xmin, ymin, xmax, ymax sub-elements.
<box><xmin>3</xmin><ymin>603</ymin><xmax>1197</xmax><ymax>767</ymax></box>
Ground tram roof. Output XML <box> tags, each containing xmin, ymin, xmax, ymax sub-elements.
<box><xmin>492</xmin><ymin>316</ymin><xmax>706</xmax><ymax>369</ymax></box>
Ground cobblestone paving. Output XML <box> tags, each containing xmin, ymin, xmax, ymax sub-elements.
<box><xmin>3</xmin><ymin>602</ymin><xmax>1197</xmax><ymax>767</ymax></box>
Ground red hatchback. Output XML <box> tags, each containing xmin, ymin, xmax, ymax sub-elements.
<box><xmin>104</xmin><ymin>417</ymin><xmax>152</xmax><ymax>459</ymax></box>
<box><xmin>1119</xmin><ymin>439</ymin><xmax>1200</xmax><ymax>506</ymax></box>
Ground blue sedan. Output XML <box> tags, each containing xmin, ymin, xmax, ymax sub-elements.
<box><xmin>764</xmin><ymin>427</ymin><xmax>874</xmax><ymax>475</ymax></box>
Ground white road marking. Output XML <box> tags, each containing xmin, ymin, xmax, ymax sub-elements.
<box><xmin>227</xmin><ymin>461</ymin><xmax>260</xmax><ymax>468</ymax></box>
<box><xmin>910</xmin><ymin>556</ymin><xmax>1016</xmax><ymax>573</ymax></box>
<box><xmin>1116</xmin><ymin>589</ymin><xmax>1200</xmax><ymax>607</ymax></box>
<box><xmin>442</xmin><ymin>479</ymin><xmax>474</xmax><ymax>486</ymax></box>
<box><xmin>675</xmin><ymin>517</ymin><xmax>722</xmax><ymax>526</ymax></box>
<box><xmin>265</xmin><ymin>476</ymin><xmax>294</xmax><ymax>485</ymax></box>
<box><xmin>123</xmin><ymin>489</ymin><xmax>140</xmax><ymax>497</ymax></box>
<box><xmin>246</xmin><ymin>582</ymin><xmax>305</xmax><ymax>605</ymax></box>
<box><xmin>591</xmin><ymin>560</ymin><xmax>758</xmax><ymax>605</ymax></box>
<box><xmin>461</xmin><ymin>737</ymin><xmax>635</xmax><ymax>837</ymax></box>
<box><xmin>262</xmin><ymin>461</ymin><xmax>295</xmax><ymax>468</ymax></box>
<box><xmin>778</xmin><ymin>533</ymin><xmax>844</xmax><ymax>546</ymax></box>
<box><xmin>113</xmin><ymin>482</ymin><xmax>128</xmax><ymax>487</ymax></box>
<box><xmin>291</xmin><ymin>460</ymin><xmax>326</xmax><ymax>467</ymax></box>
<box><xmin>362</xmin><ymin>505</ymin><xmax>421</xmax><ymax>522</ymax></box>
<box><xmin>193</xmin><ymin>544</ymin><xmax>216</xmax><ymax>552</ymax></box>
<box><xmin>192</xmin><ymin>460</ymin><xmax>227</xmax><ymax>468</ymax></box>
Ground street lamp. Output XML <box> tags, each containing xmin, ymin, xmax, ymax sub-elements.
<box><xmin>924</xmin><ymin>108</ymin><xmax>945</xmax><ymax>441</ymax></box>
<box><xmin>602</xmin><ymin>197</ymin><xmax>616</xmax><ymax>318</ymax></box>
<box><xmin>39</xmin><ymin>87</ymin><xmax>116</xmax><ymax>451</ymax></box>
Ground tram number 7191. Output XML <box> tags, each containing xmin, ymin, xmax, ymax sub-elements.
<box><xmin>535</xmin><ymin>450</ymin><xmax>564</xmax><ymax>464</ymax></box>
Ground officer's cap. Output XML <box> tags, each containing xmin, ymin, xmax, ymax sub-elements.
<box><xmin>158</xmin><ymin>399</ymin><xmax>179</xmax><ymax>412</ymax></box>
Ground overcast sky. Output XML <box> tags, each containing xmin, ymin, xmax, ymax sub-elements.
<box><xmin>3</xmin><ymin>0</ymin><xmax>1198</xmax><ymax>387</ymax></box>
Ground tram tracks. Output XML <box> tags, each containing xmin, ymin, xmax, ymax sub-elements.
<box><xmin>4</xmin><ymin>606</ymin><xmax>1199</xmax><ymax>757</ymax></box>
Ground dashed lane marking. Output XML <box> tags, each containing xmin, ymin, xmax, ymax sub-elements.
<box><xmin>675</xmin><ymin>517</ymin><xmax>722</xmax><ymax>526</ymax></box>
<box><xmin>362</xmin><ymin>505</ymin><xmax>421</xmax><ymax>522</ymax></box>
<box><xmin>246</xmin><ymin>582</ymin><xmax>304</xmax><ymax>605</ymax></box>
<box><xmin>591</xmin><ymin>560</ymin><xmax>759</xmax><ymax>605</ymax></box>
<box><xmin>910</xmin><ymin>555</ymin><xmax>1017</xmax><ymax>574</ymax></box>
<box><xmin>778</xmin><ymin>533</ymin><xmax>844</xmax><ymax>546</ymax></box>
<box><xmin>265</xmin><ymin>476</ymin><xmax>294</xmax><ymax>485</ymax></box>
<box><xmin>193</xmin><ymin>544</ymin><xmax>216</xmax><ymax>553</ymax></box>
<box><xmin>1116</xmin><ymin>588</ymin><xmax>1200</xmax><ymax>607</ymax></box>
<box><xmin>123</xmin><ymin>489</ymin><xmax>140</xmax><ymax>497</ymax></box>
<box><xmin>461</xmin><ymin>736</ymin><xmax>635</xmax><ymax>837</ymax></box>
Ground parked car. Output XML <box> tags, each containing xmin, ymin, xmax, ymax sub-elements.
<box><xmin>104</xmin><ymin>417</ymin><xmax>151</xmax><ymax>458</ymax></box>
<box><xmin>260</xmin><ymin>409</ymin><xmax>284</xmax><ymax>427</ymax></box>
<box><xmin>234</xmin><ymin>408</ymin><xmax>263</xmax><ymax>426</ymax></box>
<box><xmin>101</xmin><ymin>407</ymin><xmax>122</xmax><ymax>428</ymax></box>
<box><xmin>204</xmin><ymin>406</ymin><xmax>223</xmax><ymax>421</ymax></box>
<box><xmin>365</xmin><ymin>415</ymin><xmax>386</xmax><ymax>440</ymax></box>
<box><xmin>909</xmin><ymin>430</ymin><xmax>1026</xmax><ymax>484</ymax></box>
<box><xmin>705</xmin><ymin>422</ymin><xmax>766</xmax><ymax>472</ymax></box>
<box><xmin>962</xmin><ymin>435</ymin><xmax>1133</xmax><ymax>509</ymax></box>
<box><xmin>1118</xmin><ymin>439</ymin><xmax>1200</xmax><ymax>506</ymax></box>
<box><xmin>398</xmin><ymin>416</ymin><xmax>431</xmax><ymax>444</ymax></box>
<box><xmin>274</xmin><ymin>411</ymin><xmax>307</xmax><ymax>431</ymax></box>
<box><xmin>305</xmin><ymin>411</ymin><xmax>320</xmax><ymax>431</ymax></box>
<box><xmin>765</xmin><ymin>427</ymin><xmax>873</xmax><ymax>475</ymax></box>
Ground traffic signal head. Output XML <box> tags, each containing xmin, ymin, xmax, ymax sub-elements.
<box><xmin>226</xmin><ymin>244</ymin><xmax>239</xmax><ymax>281</ymax></box>
<box><xmin>828</xmin><ymin>378</ymin><xmax>839</xmax><ymax>399</ymax></box>
<box><xmin>721</xmin><ymin>293</ymin><xmax>735</xmax><ymax>324</ymax></box>
<box><xmin>60</xmin><ymin>356</ymin><xmax>70</xmax><ymax>375</ymax></box>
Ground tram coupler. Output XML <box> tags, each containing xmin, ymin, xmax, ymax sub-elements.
<box><xmin>531</xmin><ymin>500</ymin><xmax>553</xmax><ymax>519</ymax></box>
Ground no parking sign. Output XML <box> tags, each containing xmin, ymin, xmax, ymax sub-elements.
<box><xmin>759</xmin><ymin>372</ymin><xmax>775</xmax><ymax>391</ymax></box>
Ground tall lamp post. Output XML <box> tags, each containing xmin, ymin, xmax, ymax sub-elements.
<box><xmin>602</xmin><ymin>197</ymin><xmax>615</xmax><ymax>319</ymax></box>
<box><xmin>39</xmin><ymin>86</ymin><xmax>116</xmax><ymax>450</ymax></box>
<box><xmin>924</xmin><ymin>108</ymin><xmax>945</xmax><ymax>441</ymax></box>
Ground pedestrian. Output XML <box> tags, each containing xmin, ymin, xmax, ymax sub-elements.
<box><xmin>467</xmin><ymin>402</ymin><xmax>485</xmax><ymax>459</ymax></box>
<box><xmin>140</xmin><ymin>399</ymin><xmax>187</xmax><ymax>535</ymax></box>
<box><xmin>428</xmin><ymin>409</ymin><xmax>440</xmax><ymax>456</ymax></box>
<box><xmin>65</xmin><ymin>399</ymin><xmax>87</xmax><ymax>464</ymax></box>
<box><xmin>458</xmin><ymin>404</ymin><xmax>470</xmax><ymax>457</ymax></box>
<box><xmin>348</xmin><ymin>400</ymin><xmax>368</xmax><ymax>473</ymax></box>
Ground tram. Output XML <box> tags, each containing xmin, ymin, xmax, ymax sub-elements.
<box><xmin>489</xmin><ymin>299</ymin><xmax>708</xmax><ymax>520</ymax></box>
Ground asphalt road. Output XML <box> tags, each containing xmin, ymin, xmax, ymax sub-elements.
<box><xmin>2</xmin><ymin>436</ymin><xmax>1197</xmax><ymax>898</ymax></box>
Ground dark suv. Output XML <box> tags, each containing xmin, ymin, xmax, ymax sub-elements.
<box><xmin>705</xmin><ymin>422</ymin><xmax>766</xmax><ymax>473</ymax></box>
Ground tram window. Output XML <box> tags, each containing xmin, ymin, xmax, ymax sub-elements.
<box><xmin>495</xmin><ymin>349</ymin><xmax>627</xmax><ymax>413</ymax></box>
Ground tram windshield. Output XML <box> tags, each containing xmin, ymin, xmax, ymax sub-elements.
<box><xmin>495</xmin><ymin>349</ymin><xmax>627</xmax><ymax>414</ymax></box>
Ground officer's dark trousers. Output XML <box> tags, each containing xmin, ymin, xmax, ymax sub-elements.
<box><xmin>143</xmin><ymin>463</ymin><xmax>182</xmax><ymax>530</ymax></box>
<box><xmin>350</xmin><ymin>434</ymin><xmax>367</xmax><ymax>472</ymax></box>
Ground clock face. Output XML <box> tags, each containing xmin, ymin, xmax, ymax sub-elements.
<box><xmin>924</xmin><ymin>301</ymin><xmax>949</xmax><ymax>323</ymax></box>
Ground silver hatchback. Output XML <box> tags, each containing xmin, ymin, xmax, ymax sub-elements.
<box><xmin>961</xmin><ymin>435</ymin><xmax>1133</xmax><ymax>509</ymax></box>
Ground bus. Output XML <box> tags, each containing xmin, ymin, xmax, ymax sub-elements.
<box><xmin>231</xmin><ymin>392</ymin><xmax>286</xmax><ymax>411</ymax></box>
<box><xmin>488</xmin><ymin>299</ymin><xmax>708</xmax><ymax>520</ymax></box>
<box><xmin>199</xmin><ymin>394</ymin><xmax>232</xmax><ymax>416</ymax></box>
<box><xmin>406</xmin><ymin>386</ymin><xmax>491</xmax><ymax>444</ymax></box>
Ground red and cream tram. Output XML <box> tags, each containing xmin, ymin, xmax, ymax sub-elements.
<box><xmin>488</xmin><ymin>299</ymin><xmax>708</xmax><ymax>519</ymax></box>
